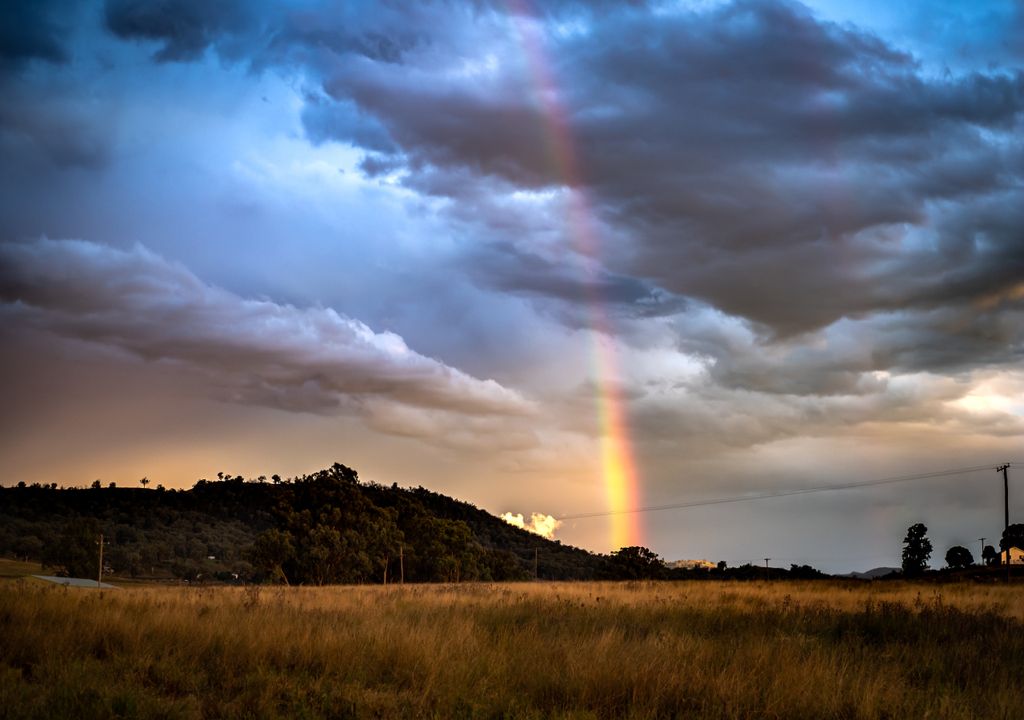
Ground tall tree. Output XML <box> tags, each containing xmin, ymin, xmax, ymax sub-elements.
<box><xmin>982</xmin><ymin>544</ymin><xmax>999</xmax><ymax>566</ymax></box>
<box><xmin>250</xmin><ymin>529</ymin><xmax>295</xmax><ymax>584</ymax></box>
<box><xmin>42</xmin><ymin>517</ymin><xmax>101</xmax><ymax>578</ymax></box>
<box><xmin>999</xmin><ymin>524</ymin><xmax>1024</xmax><ymax>557</ymax></box>
<box><xmin>901</xmin><ymin>523</ymin><xmax>932</xmax><ymax>577</ymax></box>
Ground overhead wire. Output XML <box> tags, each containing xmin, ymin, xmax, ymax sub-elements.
<box><xmin>556</xmin><ymin>462</ymin><xmax>1016</xmax><ymax>521</ymax></box>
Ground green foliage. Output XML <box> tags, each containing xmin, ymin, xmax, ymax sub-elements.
<box><xmin>0</xmin><ymin>463</ymin><xmax>561</xmax><ymax>583</ymax></box>
<box><xmin>0</xmin><ymin>463</ymin><xmax>841</xmax><ymax>584</ymax></box>
<box><xmin>901</xmin><ymin>523</ymin><xmax>932</xmax><ymax>577</ymax></box>
<box><xmin>610</xmin><ymin>546</ymin><xmax>666</xmax><ymax>579</ymax></box>
<box><xmin>42</xmin><ymin>517</ymin><xmax>101</xmax><ymax>578</ymax></box>
<box><xmin>249</xmin><ymin>529</ymin><xmax>295</xmax><ymax>583</ymax></box>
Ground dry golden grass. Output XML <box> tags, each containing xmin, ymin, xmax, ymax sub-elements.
<box><xmin>2</xmin><ymin>579</ymin><xmax>1023</xmax><ymax>719</ymax></box>
<box><xmin>0</xmin><ymin>558</ymin><xmax>41</xmax><ymax>579</ymax></box>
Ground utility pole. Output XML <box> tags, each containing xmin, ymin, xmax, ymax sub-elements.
<box><xmin>399</xmin><ymin>544</ymin><xmax>404</xmax><ymax>585</ymax></box>
<box><xmin>534</xmin><ymin>547</ymin><xmax>539</xmax><ymax>580</ymax></box>
<box><xmin>998</xmin><ymin>464</ymin><xmax>1010</xmax><ymax>566</ymax></box>
<box><xmin>97</xmin><ymin>533</ymin><xmax>104</xmax><ymax>588</ymax></box>
<box><xmin>764</xmin><ymin>557</ymin><xmax>771</xmax><ymax>581</ymax></box>
<box><xmin>978</xmin><ymin>538</ymin><xmax>985</xmax><ymax>566</ymax></box>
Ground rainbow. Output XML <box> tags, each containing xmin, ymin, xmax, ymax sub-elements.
<box><xmin>509</xmin><ymin>4</ymin><xmax>643</xmax><ymax>550</ymax></box>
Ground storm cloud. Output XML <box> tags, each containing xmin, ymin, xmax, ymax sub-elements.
<box><xmin>304</xmin><ymin>0</ymin><xmax>1024</xmax><ymax>336</ymax></box>
<box><xmin>0</xmin><ymin>0</ymin><xmax>74</xmax><ymax>67</ymax></box>
<box><xmin>102</xmin><ymin>0</ymin><xmax>1024</xmax><ymax>375</ymax></box>
<box><xmin>0</xmin><ymin>239</ymin><xmax>530</xmax><ymax>420</ymax></box>
<box><xmin>104</xmin><ymin>0</ymin><xmax>254</xmax><ymax>62</ymax></box>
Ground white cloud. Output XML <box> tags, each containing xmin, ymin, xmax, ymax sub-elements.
<box><xmin>501</xmin><ymin>511</ymin><xmax>562</xmax><ymax>539</ymax></box>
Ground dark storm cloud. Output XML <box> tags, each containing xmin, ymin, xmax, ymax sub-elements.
<box><xmin>463</xmin><ymin>241</ymin><xmax>686</xmax><ymax>321</ymax></box>
<box><xmin>262</xmin><ymin>0</ymin><xmax>1024</xmax><ymax>341</ymax></box>
<box><xmin>104</xmin><ymin>0</ymin><xmax>253</xmax><ymax>62</ymax></box>
<box><xmin>68</xmin><ymin>0</ymin><xmax>1024</xmax><ymax>398</ymax></box>
<box><xmin>0</xmin><ymin>0</ymin><xmax>73</xmax><ymax>67</ymax></box>
<box><xmin>301</xmin><ymin>93</ymin><xmax>397</xmax><ymax>153</ymax></box>
<box><xmin>0</xmin><ymin>239</ymin><xmax>530</xmax><ymax>419</ymax></box>
<box><xmin>103</xmin><ymin>0</ymin><xmax>433</xmax><ymax>66</ymax></box>
<box><xmin>241</xmin><ymin>0</ymin><xmax>1021</xmax><ymax>395</ymax></box>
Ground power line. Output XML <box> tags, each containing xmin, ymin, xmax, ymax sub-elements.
<box><xmin>557</xmin><ymin>462</ymin><xmax>1014</xmax><ymax>521</ymax></box>
<box><xmin>762</xmin><ymin>553</ymin><xmax>894</xmax><ymax>563</ymax></box>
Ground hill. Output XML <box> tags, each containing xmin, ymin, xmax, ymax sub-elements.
<box><xmin>2</xmin><ymin>462</ymin><xmax>845</xmax><ymax>584</ymax></box>
<box><xmin>0</xmin><ymin>463</ymin><xmax>624</xmax><ymax>583</ymax></box>
<box><xmin>842</xmin><ymin>567</ymin><xmax>901</xmax><ymax>580</ymax></box>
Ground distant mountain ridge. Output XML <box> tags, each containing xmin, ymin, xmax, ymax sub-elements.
<box><xmin>842</xmin><ymin>567</ymin><xmax>901</xmax><ymax>580</ymax></box>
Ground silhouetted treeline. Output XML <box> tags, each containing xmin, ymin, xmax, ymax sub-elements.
<box><xmin>1</xmin><ymin>463</ymin><xmax>633</xmax><ymax>583</ymax></box>
<box><xmin>2</xmin><ymin>463</ymin><xmax>838</xmax><ymax>584</ymax></box>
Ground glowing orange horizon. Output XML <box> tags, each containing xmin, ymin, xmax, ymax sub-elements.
<box><xmin>510</xmin><ymin>3</ymin><xmax>643</xmax><ymax>550</ymax></box>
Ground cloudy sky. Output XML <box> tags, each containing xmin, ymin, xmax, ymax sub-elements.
<box><xmin>2</xmin><ymin>0</ymin><xmax>1022</xmax><ymax>571</ymax></box>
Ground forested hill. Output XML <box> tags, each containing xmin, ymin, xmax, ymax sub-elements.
<box><xmin>0</xmin><ymin>463</ymin><xmax>633</xmax><ymax>584</ymax></box>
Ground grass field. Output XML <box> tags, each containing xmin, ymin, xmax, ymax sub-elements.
<box><xmin>0</xmin><ymin>558</ymin><xmax>42</xmax><ymax>579</ymax></box>
<box><xmin>2</xmin><ymin>579</ymin><xmax>1023</xmax><ymax>719</ymax></box>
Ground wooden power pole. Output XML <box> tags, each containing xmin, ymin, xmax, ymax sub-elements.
<box><xmin>998</xmin><ymin>464</ymin><xmax>1010</xmax><ymax>566</ymax></box>
<box><xmin>97</xmin><ymin>533</ymin><xmax>104</xmax><ymax>588</ymax></box>
<box><xmin>399</xmin><ymin>544</ymin><xmax>404</xmax><ymax>585</ymax></box>
<box><xmin>764</xmin><ymin>558</ymin><xmax>771</xmax><ymax>581</ymax></box>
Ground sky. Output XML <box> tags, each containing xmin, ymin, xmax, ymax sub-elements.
<box><xmin>1</xmin><ymin>0</ymin><xmax>1022</xmax><ymax>572</ymax></box>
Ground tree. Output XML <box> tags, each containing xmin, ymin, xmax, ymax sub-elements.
<box><xmin>406</xmin><ymin>516</ymin><xmax>480</xmax><ymax>583</ymax></box>
<box><xmin>610</xmin><ymin>546</ymin><xmax>666</xmax><ymax>580</ymax></box>
<box><xmin>249</xmin><ymin>529</ymin><xmax>295</xmax><ymax>584</ymax></box>
<box><xmin>983</xmin><ymin>544</ymin><xmax>999</xmax><ymax>566</ymax></box>
<box><xmin>944</xmin><ymin>545</ymin><xmax>973</xmax><ymax>570</ymax></box>
<box><xmin>901</xmin><ymin>523</ymin><xmax>932</xmax><ymax>577</ymax></box>
<box><xmin>43</xmin><ymin>517</ymin><xmax>101</xmax><ymax>578</ymax></box>
<box><xmin>365</xmin><ymin>508</ymin><xmax>403</xmax><ymax>583</ymax></box>
<box><xmin>300</xmin><ymin>525</ymin><xmax>344</xmax><ymax>585</ymax></box>
<box><xmin>999</xmin><ymin>523</ymin><xmax>1024</xmax><ymax>561</ymax></box>
<box><xmin>139</xmin><ymin>476</ymin><xmax>150</xmax><ymax>489</ymax></box>
<box><xmin>789</xmin><ymin>563</ymin><xmax>827</xmax><ymax>579</ymax></box>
